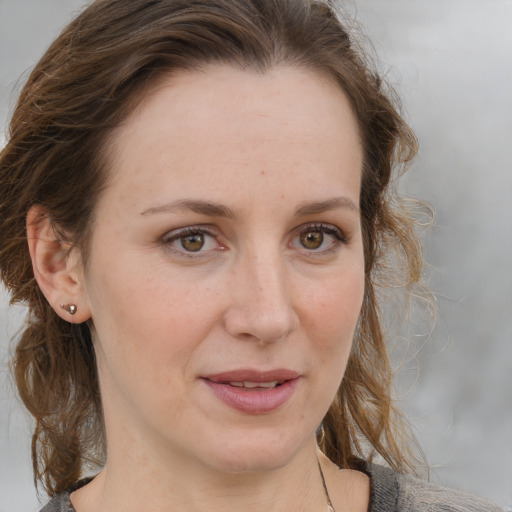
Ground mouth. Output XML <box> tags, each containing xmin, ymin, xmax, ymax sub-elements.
<box><xmin>223</xmin><ymin>380</ymin><xmax>284</xmax><ymax>390</ymax></box>
<box><xmin>202</xmin><ymin>369</ymin><xmax>301</xmax><ymax>413</ymax></box>
<box><xmin>203</xmin><ymin>368</ymin><xmax>299</xmax><ymax>388</ymax></box>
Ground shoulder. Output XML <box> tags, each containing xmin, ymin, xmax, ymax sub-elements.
<box><xmin>40</xmin><ymin>493</ymin><xmax>73</xmax><ymax>512</ymax></box>
<box><xmin>39</xmin><ymin>479</ymin><xmax>91</xmax><ymax>512</ymax></box>
<box><xmin>365</xmin><ymin>463</ymin><xmax>505</xmax><ymax>512</ymax></box>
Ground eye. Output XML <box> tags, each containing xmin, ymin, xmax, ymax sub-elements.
<box><xmin>300</xmin><ymin>230</ymin><xmax>324</xmax><ymax>250</ymax></box>
<box><xmin>291</xmin><ymin>223</ymin><xmax>346</xmax><ymax>253</ymax></box>
<box><xmin>162</xmin><ymin>226</ymin><xmax>223</xmax><ymax>255</ymax></box>
<box><xmin>180</xmin><ymin>232</ymin><xmax>206</xmax><ymax>252</ymax></box>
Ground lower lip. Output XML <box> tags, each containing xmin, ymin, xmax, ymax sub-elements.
<box><xmin>203</xmin><ymin>378</ymin><xmax>300</xmax><ymax>414</ymax></box>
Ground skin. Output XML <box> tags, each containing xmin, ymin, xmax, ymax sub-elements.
<box><xmin>29</xmin><ymin>65</ymin><xmax>369</xmax><ymax>512</ymax></box>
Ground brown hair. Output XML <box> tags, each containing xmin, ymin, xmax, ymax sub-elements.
<box><xmin>0</xmin><ymin>0</ymin><xmax>425</xmax><ymax>495</ymax></box>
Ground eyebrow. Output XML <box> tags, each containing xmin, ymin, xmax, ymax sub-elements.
<box><xmin>140</xmin><ymin>196</ymin><xmax>358</xmax><ymax>218</ymax></box>
<box><xmin>141</xmin><ymin>200</ymin><xmax>236</xmax><ymax>218</ymax></box>
<box><xmin>294</xmin><ymin>197</ymin><xmax>359</xmax><ymax>216</ymax></box>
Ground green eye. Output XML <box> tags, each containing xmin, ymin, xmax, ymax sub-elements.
<box><xmin>180</xmin><ymin>233</ymin><xmax>205</xmax><ymax>252</ymax></box>
<box><xmin>300</xmin><ymin>230</ymin><xmax>324</xmax><ymax>250</ymax></box>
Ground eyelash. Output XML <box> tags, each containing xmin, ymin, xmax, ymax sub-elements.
<box><xmin>162</xmin><ymin>225</ymin><xmax>222</xmax><ymax>257</ymax></box>
<box><xmin>161</xmin><ymin>223</ymin><xmax>347</xmax><ymax>258</ymax></box>
<box><xmin>293</xmin><ymin>223</ymin><xmax>347</xmax><ymax>252</ymax></box>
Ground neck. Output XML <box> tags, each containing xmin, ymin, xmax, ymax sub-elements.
<box><xmin>72</xmin><ymin>438</ymin><xmax>330</xmax><ymax>512</ymax></box>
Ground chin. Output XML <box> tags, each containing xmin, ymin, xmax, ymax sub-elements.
<box><xmin>200</xmin><ymin>426</ymin><xmax>313</xmax><ymax>474</ymax></box>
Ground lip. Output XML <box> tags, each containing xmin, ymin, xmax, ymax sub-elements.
<box><xmin>202</xmin><ymin>368</ymin><xmax>301</xmax><ymax>414</ymax></box>
<box><xmin>205</xmin><ymin>368</ymin><xmax>300</xmax><ymax>383</ymax></box>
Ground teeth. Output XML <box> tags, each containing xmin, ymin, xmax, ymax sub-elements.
<box><xmin>228</xmin><ymin>381</ymin><xmax>281</xmax><ymax>388</ymax></box>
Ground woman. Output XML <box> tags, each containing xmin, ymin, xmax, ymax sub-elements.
<box><xmin>0</xmin><ymin>0</ymin><xmax>503</xmax><ymax>511</ymax></box>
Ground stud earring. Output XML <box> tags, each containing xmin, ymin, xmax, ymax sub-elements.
<box><xmin>60</xmin><ymin>304</ymin><xmax>77</xmax><ymax>315</ymax></box>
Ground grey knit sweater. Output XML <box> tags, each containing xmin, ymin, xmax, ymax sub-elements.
<box><xmin>367</xmin><ymin>464</ymin><xmax>504</xmax><ymax>511</ymax></box>
<box><xmin>40</xmin><ymin>463</ymin><xmax>504</xmax><ymax>512</ymax></box>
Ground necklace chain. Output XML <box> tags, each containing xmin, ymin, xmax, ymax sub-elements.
<box><xmin>317</xmin><ymin>459</ymin><xmax>336</xmax><ymax>512</ymax></box>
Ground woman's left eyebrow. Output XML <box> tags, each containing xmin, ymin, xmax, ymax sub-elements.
<box><xmin>294</xmin><ymin>197</ymin><xmax>359</xmax><ymax>216</ymax></box>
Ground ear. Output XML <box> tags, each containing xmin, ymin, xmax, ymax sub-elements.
<box><xmin>26</xmin><ymin>205</ymin><xmax>91</xmax><ymax>323</ymax></box>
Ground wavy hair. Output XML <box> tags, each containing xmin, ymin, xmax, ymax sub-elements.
<box><xmin>0</xmin><ymin>0</ymin><xmax>426</xmax><ymax>495</ymax></box>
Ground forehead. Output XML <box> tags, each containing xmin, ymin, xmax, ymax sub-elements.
<box><xmin>104</xmin><ymin>64</ymin><xmax>362</xmax><ymax>209</ymax></box>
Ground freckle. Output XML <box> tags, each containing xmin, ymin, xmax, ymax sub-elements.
<box><xmin>260</xmin><ymin>170</ymin><xmax>265</xmax><ymax>175</ymax></box>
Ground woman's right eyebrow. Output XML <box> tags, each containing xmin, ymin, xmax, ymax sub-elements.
<box><xmin>140</xmin><ymin>199</ymin><xmax>237</xmax><ymax>218</ymax></box>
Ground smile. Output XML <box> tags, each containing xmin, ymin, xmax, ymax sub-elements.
<box><xmin>202</xmin><ymin>369</ymin><xmax>300</xmax><ymax>414</ymax></box>
<box><xmin>225</xmin><ymin>380</ymin><xmax>283</xmax><ymax>389</ymax></box>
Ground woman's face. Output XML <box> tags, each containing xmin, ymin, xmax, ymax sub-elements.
<box><xmin>81</xmin><ymin>65</ymin><xmax>365</xmax><ymax>473</ymax></box>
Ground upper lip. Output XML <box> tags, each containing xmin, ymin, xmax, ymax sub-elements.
<box><xmin>203</xmin><ymin>369</ymin><xmax>300</xmax><ymax>383</ymax></box>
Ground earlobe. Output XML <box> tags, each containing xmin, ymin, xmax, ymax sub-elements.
<box><xmin>26</xmin><ymin>205</ymin><xmax>91</xmax><ymax>323</ymax></box>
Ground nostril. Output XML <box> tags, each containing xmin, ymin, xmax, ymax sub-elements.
<box><xmin>223</xmin><ymin>304</ymin><xmax>297</xmax><ymax>344</ymax></box>
<box><xmin>223</xmin><ymin>260</ymin><xmax>299</xmax><ymax>343</ymax></box>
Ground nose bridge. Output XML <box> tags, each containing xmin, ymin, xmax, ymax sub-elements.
<box><xmin>225</xmin><ymin>241</ymin><xmax>298</xmax><ymax>343</ymax></box>
<box><xmin>249</xmin><ymin>248</ymin><xmax>287</xmax><ymax>310</ymax></box>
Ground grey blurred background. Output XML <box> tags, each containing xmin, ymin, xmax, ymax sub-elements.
<box><xmin>1</xmin><ymin>0</ymin><xmax>511</xmax><ymax>510</ymax></box>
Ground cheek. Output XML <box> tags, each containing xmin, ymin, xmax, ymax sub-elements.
<box><xmin>87</xmin><ymin>257</ymin><xmax>223</xmax><ymax>366</ymax></box>
<box><xmin>87</xmin><ymin>270</ymin><xmax>217</xmax><ymax>420</ymax></box>
<box><xmin>298</xmin><ymin>272</ymin><xmax>364</xmax><ymax>417</ymax></box>
<box><xmin>303</xmin><ymin>270</ymin><xmax>364</xmax><ymax>343</ymax></box>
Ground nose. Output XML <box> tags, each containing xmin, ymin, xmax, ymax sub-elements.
<box><xmin>223</xmin><ymin>251</ymin><xmax>299</xmax><ymax>344</ymax></box>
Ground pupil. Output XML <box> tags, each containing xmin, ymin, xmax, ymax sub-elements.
<box><xmin>301</xmin><ymin>231</ymin><xmax>323</xmax><ymax>249</ymax></box>
<box><xmin>181</xmin><ymin>233</ymin><xmax>204</xmax><ymax>252</ymax></box>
